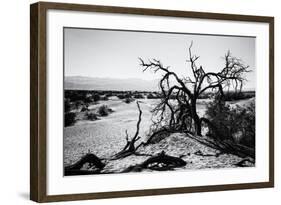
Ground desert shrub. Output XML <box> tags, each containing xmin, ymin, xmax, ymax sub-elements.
<box><xmin>124</xmin><ymin>93</ymin><xmax>132</xmax><ymax>98</ymax></box>
<box><xmin>86</xmin><ymin>112</ymin><xmax>99</xmax><ymax>121</ymax></box>
<box><xmin>105</xmin><ymin>92</ymin><xmax>113</xmax><ymax>98</ymax></box>
<box><xmin>147</xmin><ymin>93</ymin><xmax>161</xmax><ymax>99</ymax></box>
<box><xmin>74</xmin><ymin>100</ymin><xmax>84</xmax><ymax>110</ymax></box>
<box><xmin>147</xmin><ymin>93</ymin><xmax>154</xmax><ymax>99</ymax></box>
<box><xmin>100</xmin><ymin>96</ymin><xmax>109</xmax><ymax>101</ymax></box>
<box><xmin>98</xmin><ymin>105</ymin><xmax>113</xmax><ymax>116</ymax></box>
<box><xmin>117</xmin><ymin>94</ymin><xmax>125</xmax><ymax>99</ymax></box>
<box><xmin>92</xmin><ymin>94</ymin><xmax>100</xmax><ymax>102</ymax></box>
<box><xmin>80</xmin><ymin>106</ymin><xmax>89</xmax><ymax>112</ymax></box>
<box><xmin>64</xmin><ymin>98</ymin><xmax>71</xmax><ymax>112</ymax></box>
<box><xmin>205</xmin><ymin>98</ymin><xmax>233</xmax><ymax>141</ymax></box>
<box><xmin>133</xmin><ymin>94</ymin><xmax>144</xmax><ymax>99</ymax></box>
<box><xmin>235</xmin><ymin>103</ymin><xmax>255</xmax><ymax>148</ymax></box>
<box><xmin>64</xmin><ymin>112</ymin><xmax>76</xmax><ymax>127</ymax></box>
<box><xmin>65</xmin><ymin>91</ymin><xmax>86</xmax><ymax>102</ymax></box>
<box><xmin>124</xmin><ymin>98</ymin><xmax>134</xmax><ymax>104</ymax></box>
<box><xmin>84</xmin><ymin>96</ymin><xmax>93</xmax><ymax>103</ymax></box>
<box><xmin>206</xmin><ymin>98</ymin><xmax>255</xmax><ymax>148</ymax></box>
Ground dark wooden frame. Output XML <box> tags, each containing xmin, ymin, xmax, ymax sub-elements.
<box><xmin>30</xmin><ymin>1</ymin><xmax>274</xmax><ymax>203</ymax></box>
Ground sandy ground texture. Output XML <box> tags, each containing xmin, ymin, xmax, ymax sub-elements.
<box><xmin>103</xmin><ymin>133</ymin><xmax>255</xmax><ymax>173</ymax></box>
<box><xmin>64</xmin><ymin>98</ymin><xmax>255</xmax><ymax>174</ymax></box>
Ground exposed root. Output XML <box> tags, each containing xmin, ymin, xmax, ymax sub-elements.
<box><xmin>121</xmin><ymin>151</ymin><xmax>187</xmax><ymax>172</ymax></box>
<box><xmin>64</xmin><ymin>153</ymin><xmax>105</xmax><ymax>176</ymax></box>
<box><xmin>234</xmin><ymin>157</ymin><xmax>255</xmax><ymax>167</ymax></box>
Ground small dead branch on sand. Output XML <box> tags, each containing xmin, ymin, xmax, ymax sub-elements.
<box><xmin>121</xmin><ymin>151</ymin><xmax>187</xmax><ymax>172</ymax></box>
<box><xmin>234</xmin><ymin>157</ymin><xmax>255</xmax><ymax>167</ymax></box>
<box><xmin>194</xmin><ymin>150</ymin><xmax>222</xmax><ymax>157</ymax></box>
<box><xmin>112</xmin><ymin>101</ymin><xmax>145</xmax><ymax>160</ymax></box>
<box><xmin>64</xmin><ymin>153</ymin><xmax>105</xmax><ymax>176</ymax></box>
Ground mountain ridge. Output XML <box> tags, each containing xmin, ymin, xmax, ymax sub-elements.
<box><xmin>64</xmin><ymin>76</ymin><xmax>255</xmax><ymax>92</ymax></box>
<box><xmin>64</xmin><ymin>76</ymin><xmax>159</xmax><ymax>91</ymax></box>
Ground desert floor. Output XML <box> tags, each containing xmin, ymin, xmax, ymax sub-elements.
<box><xmin>64</xmin><ymin>97</ymin><xmax>255</xmax><ymax>173</ymax></box>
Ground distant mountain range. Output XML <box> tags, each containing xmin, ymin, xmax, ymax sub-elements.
<box><xmin>64</xmin><ymin>76</ymin><xmax>159</xmax><ymax>91</ymax></box>
<box><xmin>64</xmin><ymin>76</ymin><xmax>255</xmax><ymax>92</ymax></box>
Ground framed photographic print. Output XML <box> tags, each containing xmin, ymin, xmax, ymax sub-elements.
<box><xmin>30</xmin><ymin>1</ymin><xmax>274</xmax><ymax>202</ymax></box>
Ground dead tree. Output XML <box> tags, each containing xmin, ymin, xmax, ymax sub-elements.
<box><xmin>140</xmin><ymin>41</ymin><xmax>250</xmax><ymax>138</ymax></box>
<box><xmin>112</xmin><ymin>101</ymin><xmax>144</xmax><ymax>159</ymax></box>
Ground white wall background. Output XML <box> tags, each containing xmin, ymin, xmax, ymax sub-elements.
<box><xmin>0</xmin><ymin>0</ymin><xmax>279</xmax><ymax>204</ymax></box>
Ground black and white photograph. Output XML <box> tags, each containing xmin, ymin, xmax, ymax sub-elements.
<box><xmin>63</xmin><ymin>28</ymin><xmax>256</xmax><ymax>176</ymax></box>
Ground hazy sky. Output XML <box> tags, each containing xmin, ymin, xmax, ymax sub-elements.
<box><xmin>64</xmin><ymin>28</ymin><xmax>256</xmax><ymax>90</ymax></box>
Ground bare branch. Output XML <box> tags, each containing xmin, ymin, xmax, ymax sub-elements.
<box><xmin>139</xmin><ymin>58</ymin><xmax>193</xmax><ymax>98</ymax></box>
<box><xmin>139</xmin><ymin>42</ymin><xmax>251</xmax><ymax>137</ymax></box>
<box><xmin>112</xmin><ymin>101</ymin><xmax>144</xmax><ymax>159</ymax></box>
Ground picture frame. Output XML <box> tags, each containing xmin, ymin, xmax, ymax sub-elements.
<box><xmin>30</xmin><ymin>1</ymin><xmax>274</xmax><ymax>202</ymax></box>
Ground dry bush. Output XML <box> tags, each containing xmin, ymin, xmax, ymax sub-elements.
<box><xmin>206</xmin><ymin>98</ymin><xmax>255</xmax><ymax>148</ymax></box>
<box><xmin>133</xmin><ymin>94</ymin><xmax>144</xmax><ymax>99</ymax></box>
<box><xmin>98</xmin><ymin>105</ymin><xmax>113</xmax><ymax>116</ymax></box>
<box><xmin>117</xmin><ymin>94</ymin><xmax>125</xmax><ymax>99</ymax></box>
<box><xmin>92</xmin><ymin>94</ymin><xmax>100</xmax><ymax>102</ymax></box>
<box><xmin>64</xmin><ymin>112</ymin><xmax>76</xmax><ymax>127</ymax></box>
<box><xmin>80</xmin><ymin>106</ymin><xmax>89</xmax><ymax>112</ymax></box>
<box><xmin>124</xmin><ymin>98</ymin><xmax>134</xmax><ymax>104</ymax></box>
<box><xmin>147</xmin><ymin>93</ymin><xmax>161</xmax><ymax>99</ymax></box>
<box><xmin>86</xmin><ymin>112</ymin><xmax>99</xmax><ymax>121</ymax></box>
<box><xmin>100</xmin><ymin>96</ymin><xmax>109</xmax><ymax>101</ymax></box>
